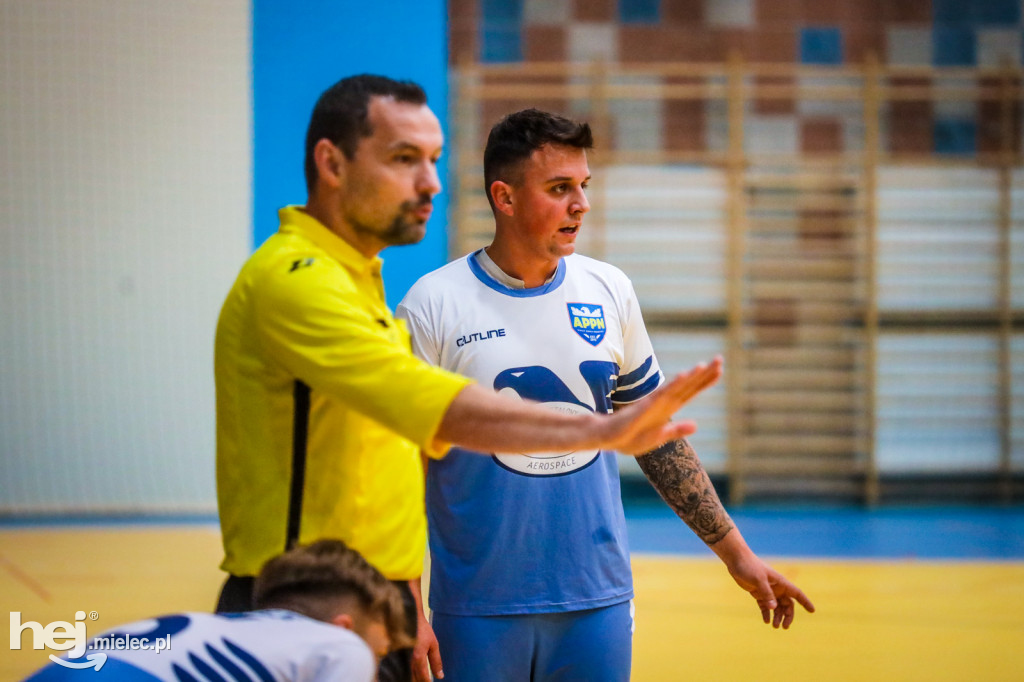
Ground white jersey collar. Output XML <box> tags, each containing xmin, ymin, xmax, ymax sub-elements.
<box><xmin>475</xmin><ymin>247</ymin><xmax>557</xmax><ymax>289</ymax></box>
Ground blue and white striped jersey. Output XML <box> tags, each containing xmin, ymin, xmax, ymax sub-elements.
<box><xmin>24</xmin><ymin>610</ymin><xmax>374</xmax><ymax>682</ymax></box>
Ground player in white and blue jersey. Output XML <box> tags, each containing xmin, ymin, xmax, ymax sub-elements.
<box><xmin>23</xmin><ymin>540</ymin><xmax>409</xmax><ymax>682</ymax></box>
<box><xmin>397</xmin><ymin>109</ymin><xmax>814</xmax><ymax>682</ymax></box>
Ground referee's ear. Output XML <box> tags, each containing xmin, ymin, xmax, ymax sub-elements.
<box><xmin>313</xmin><ymin>138</ymin><xmax>346</xmax><ymax>190</ymax></box>
<box><xmin>490</xmin><ymin>180</ymin><xmax>514</xmax><ymax>216</ymax></box>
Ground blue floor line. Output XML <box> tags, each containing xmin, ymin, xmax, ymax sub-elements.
<box><xmin>624</xmin><ymin>502</ymin><xmax>1024</xmax><ymax>560</ymax></box>
<box><xmin>4</xmin><ymin>507</ymin><xmax>1024</xmax><ymax>560</ymax></box>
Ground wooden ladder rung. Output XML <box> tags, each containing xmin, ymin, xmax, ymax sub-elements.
<box><xmin>743</xmin><ymin>435</ymin><xmax>865</xmax><ymax>455</ymax></box>
<box><xmin>740</xmin><ymin>457</ymin><xmax>866</xmax><ymax>475</ymax></box>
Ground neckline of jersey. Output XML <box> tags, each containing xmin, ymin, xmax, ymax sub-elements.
<box><xmin>466</xmin><ymin>249</ymin><xmax>567</xmax><ymax>298</ymax></box>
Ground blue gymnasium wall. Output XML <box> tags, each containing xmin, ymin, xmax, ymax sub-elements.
<box><xmin>253</xmin><ymin>0</ymin><xmax>450</xmax><ymax>308</ymax></box>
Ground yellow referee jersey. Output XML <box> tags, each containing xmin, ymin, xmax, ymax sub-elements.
<box><xmin>215</xmin><ymin>206</ymin><xmax>471</xmax><ymax>580</ymax></box>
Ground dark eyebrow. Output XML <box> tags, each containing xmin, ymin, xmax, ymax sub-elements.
<box><xmin>388</xmin><ymin>142</ymin><xmax>423</xmax><ymax>153</ymax></box>
<box><xmin>388</xmin><ymin>141</ymin><xmax>444</xmax><ymax>158</ymax></box>
<box><xmin>546</xmin><ymin>175</ymin><xmax>592</xmax><ymax>184</ymax></box>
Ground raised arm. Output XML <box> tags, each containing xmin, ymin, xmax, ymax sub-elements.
<box><xmin>636</xmin><ymin>438</ymin><xmax>815</xmax><ymax>629</ymax></box>
<box><xmin>435</xmin><ymin>357</ymin><xmax>723</xmax><ymax>457</ymax></box>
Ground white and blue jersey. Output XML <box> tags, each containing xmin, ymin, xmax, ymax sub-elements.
<box><xmin>396</xmin><ymin>250</ymin><xmax>663</xmax><ymax>616</ymax></box>
<box><xmin>24</xmin><ymin>610</ymin><xmax>375</xmax><ymax>682</ymax></box>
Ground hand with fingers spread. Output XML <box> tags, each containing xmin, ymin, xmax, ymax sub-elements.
<box><xmin>605</xmin><ymin>356</ymin><xmax>724</xmax><ymax>456</ymax></box>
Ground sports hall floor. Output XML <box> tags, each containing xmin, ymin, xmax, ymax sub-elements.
<box><xmin>3</xmin><ymin>500</ymin><xmax>1023</xmax><ymax>681</ymax></box>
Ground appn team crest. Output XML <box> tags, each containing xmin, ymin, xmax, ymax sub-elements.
<box><xmin>568</xmin><ymin>303</ymin><xmax>606</xmax><ymax>346</ymax></box>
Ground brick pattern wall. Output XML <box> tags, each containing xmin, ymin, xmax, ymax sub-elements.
<box><xmin>453</xmin><ymin>0</ymin><xmax>1024</xmax><ymax>156</ymax></box>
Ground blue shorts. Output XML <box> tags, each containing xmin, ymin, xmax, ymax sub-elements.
<box><xmin>431</xmin><ymin>601</ymin><xmax>634</xmax><ymax>682</ymax></box>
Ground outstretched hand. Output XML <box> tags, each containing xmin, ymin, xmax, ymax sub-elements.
<box><xmin>607</xmin><ymin>356</ymin><xmax>723</xmax><ymax>455</ymax></box>
<box><xmin>726</xmin><ymin>553</ymin><xmax>815</xmax><ymax>629</ymax></box>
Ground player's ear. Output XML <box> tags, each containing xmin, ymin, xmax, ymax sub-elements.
<box><xmin>313</xmin><ymin>139</ymin><xmax>345</xmax><ymax>189</ymax></box>
<box><xmin>330</xmin><ymin>612</ymin><xmax>355</xmax><ymax>630</ymax></box>
<box><xmin>490</xmin><ymin>180</ymin><xmax>514</xmax><ymax>216</ymax></box>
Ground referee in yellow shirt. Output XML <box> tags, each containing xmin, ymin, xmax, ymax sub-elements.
<box><xmin>214</xmin><ymin>74</ymin><xmax>722</xmax><ymax>682</ymax></box>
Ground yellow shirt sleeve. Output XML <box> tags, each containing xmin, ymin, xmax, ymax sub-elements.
<box><xmin>251</xmin><ymin>253</ymin><xmax>471</xmax><ymax>454</ymax></box>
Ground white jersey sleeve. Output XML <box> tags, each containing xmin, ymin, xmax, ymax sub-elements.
<box><xmin>302</xmin><ymin>637</ymin><xmax>376</xmax><ymax>682</ymax></box>
<box><xmin>396</xmin><ymin>293</ymin><xmax>441</xmax><ymax>365</ymax></box>
<box><xmin>610</xmin><ymin>276</ymin><xmax>663</xmax><ymax>405</ymax></box>
<box><xmin>396</xmin><ymin>258</ymin><xmax>466</xmax><ymax>366</ymax></box>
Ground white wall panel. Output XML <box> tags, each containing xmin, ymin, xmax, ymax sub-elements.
<box><xmin>1012</xmin><ymin>334</ymin><xmax>1024</xmax><ymax>471</ymax></box>
<box><xmin>595</xmin><ymin>165</ymin><xmax>728</xmax><ymax>313</ymax></box>
<box><xmin>877</xmin><ymin>334</ymin><xmax>1001</xmax><ymax>473</ymax></box>
<box><xmin>877</xmin><ymin>167</ymin><xmax>1001</xmax><ymax>311</ymax></box>
<box><xmin>1009</xmin><ymin>168</ymin><xmax>1024</xmax><ymax>309</ymax></box>
<box><xmin>0</xmin><ymin>0</ymin><xmax>251</xmax><ymax>512</ymax></box>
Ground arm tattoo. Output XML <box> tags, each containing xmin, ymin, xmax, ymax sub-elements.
<box><xmin>636</xmin><ymin>438</ymin><xmax>735</xmax><ymax>546</ymax></box>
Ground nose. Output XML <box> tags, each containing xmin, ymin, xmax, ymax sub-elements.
<box><xmin>571</xmin><ymin>187</ymin><xmax>590</xmax><ymax>216</ymax></box>
<box><xmin>416</xmin><ymin>160</ymin><xmax>442</xmax><ymax>197</ymax></box>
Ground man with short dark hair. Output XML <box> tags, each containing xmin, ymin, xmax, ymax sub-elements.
<box><xmin>214</xmin><ymin>76</ymin><xmax>723</xmax><ymax>682</ymax></box>
<box><xmin>397</xmin><ymin>108</ymin><xmax>814</xmax><ymax>682</ymax></box>
<box><xmin>255</xmin><ymin>538</ymin><xmax>414</xmax><ymax>663</ymax></box>
<box><xmin>24</xmin><ymin>540</ymin><xmax>410</xmax><ymax>681</ymax></box>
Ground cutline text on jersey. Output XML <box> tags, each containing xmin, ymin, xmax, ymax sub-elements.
<box><xmin>456</xmin><ymin>328</ymin><xmax>506</xmax><ymax>347</ymax></box>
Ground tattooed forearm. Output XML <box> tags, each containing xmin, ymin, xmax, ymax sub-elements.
<box><xmin>636</xmin><ymin>438</ymin><xmax>734</xmax><ymax>546</ymax></box>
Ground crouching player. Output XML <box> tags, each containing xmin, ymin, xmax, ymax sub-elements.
<box><xmin>24</xmin><ymin>539</ymin><xmax>409</xmax><ymax>681</ymax></box>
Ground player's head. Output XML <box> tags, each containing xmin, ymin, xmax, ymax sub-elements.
<box><xmin>483</xmin><ymin>108</ymin><xmax>593</xmax><ymax>212</ymax></box>
<box><xmin>253</xmin><ymin>539</ymin><xmax>412</xmax><ymax>662</ymax></box>
<box><xmin>483</xmin><ymin>109</ymin><xmax>593</xmax><ymax>261</ymax></box>
<box><xmin>304</xmin><ymin>74</ymin><xmax>443</xmax><ymax>253</ymax></box>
